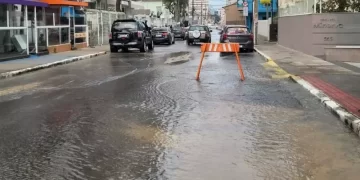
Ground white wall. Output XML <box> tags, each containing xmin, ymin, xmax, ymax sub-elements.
<box><xmin>258</xmin><ymin>19</ymin><xmax>271</xmax><ymax>40</ymax></box>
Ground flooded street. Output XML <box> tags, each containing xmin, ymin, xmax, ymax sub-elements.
<box><xmin>1</xmin><ymin>31</ymin><xmax>360</xmax><ymax>180</ymax></box>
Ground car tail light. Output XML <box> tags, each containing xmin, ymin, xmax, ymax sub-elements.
<box><xmin>249</xmin><ymin>33</ymin><xmax>254</xmax><ymax>40</ymax></box>
<box><xmin>223</xmin><ymin>33</ymin><xmax>228</xmax><ymax>40</ymax></box>
<box><xmin>162</xmin><ymin>32</ymin><xmax>168</xmax><ymax>36</ymax></box>
<box><xmin>109</xmin><ymin>33</ymin><xmax>112</xmax><ymax>39</ymax></box>
<box><xmin>137</xmin><ymin>31</ymin><xmax>142</xmax><ymax>37</ymax></box>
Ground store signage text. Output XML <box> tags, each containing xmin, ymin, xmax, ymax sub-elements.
<box><xmin>313</xmin><ymin>18</ymin><xmax>344</xmax><ymax>29</ymax></box>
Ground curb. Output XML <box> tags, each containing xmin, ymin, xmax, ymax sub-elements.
<box><xmin>255</xmin><ymin>47</ymin><xmax>360</xmax><ymax>137</ymax></box>
<box><xmin>0</xmin><ymin>51</ymin><xmax>107</xmax><ymax>79</ymax></box>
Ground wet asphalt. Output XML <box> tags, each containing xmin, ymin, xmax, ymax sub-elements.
<box><xmin>1</xmin><ymin>31</ymin><xmax>360</xmax><ymax>180</ymax></box>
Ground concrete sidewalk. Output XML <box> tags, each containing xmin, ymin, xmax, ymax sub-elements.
<box><xmin>0</xmin><ymin>46</ymin><xmax>108</xmax><ymax>79</ymax></box>
<box><xmin>255</xmin><ymin>44</ymin><xmax>360</xmax><ymax>136</ymax></box>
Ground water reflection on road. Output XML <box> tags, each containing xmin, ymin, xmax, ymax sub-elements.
<box><xmin>0</xmin><ymin>30</ymin><xmax>360</xmax><ymax>180</ymax></box>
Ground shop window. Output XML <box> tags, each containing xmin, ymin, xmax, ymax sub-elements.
<box><xmin>59</xmin><ymin>7</ymin><xmax>70</xmax><ymax>25</ymax></box>
<box><xmin>0</xmin><ymin>29</ymin><xmax>28</xmax><ymax>55</ymax></box>
<box><xmin>74</xmin><ymin>11</ymin><xmax>86</xmax><ymax>25</ymax></box>
<box><xmin>0</xmin><ymin>4</ymin><xmax>26</xmax><ymax>27</ymax></box>
<box><xmin>60</xmin><ymin>27</ymin><xmax>70</xmax><ymax>44</ymax></box>
<box><xmin>37</xmin><ymin>28</ymin><xmax>47</xmax><ymax>47</ymax></box>
<box><xmin>0</xmin><ymin>4</ymin><xmax>7</xmax><ymax>27</ymax></box>
<box><xmin>48</xmin><ymin>28</ymin><xmax>60</xmax><ymax>45</ymax></box>
<box><xmin>75</xmin><ymin>26</ymin><xmax>86</xmax><ymax>43</ymax></box>
<box><xmin>36</xmin><ymin>7</ymin><xmax>45</xmax><ymax>26</ymax></box>
<box><xmin>9</xmin><ymin>5</ymin><xmax>25</xmax><ymax>27</ymax></box>
<box><xmin>45</xmin><ymin>7</ymin><xmax>59</xmax><ymax>26</ymax></box>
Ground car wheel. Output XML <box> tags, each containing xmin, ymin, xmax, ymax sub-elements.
<box><xmin>110</xmin><ymin>46</ymin><xmax>118</xmax><ymax>53</ymax></box>
<box><xmin>187</xmin><ymin>40</ymin><xmax>192</xmax><ymax>45</ymax></box>
<box><xmin>148</xmin><ymin>40</ymin><xmax>154</xmax><ymax>50</ymax></box>
<box><xmin>140</xmin><ymin>40</ymin><xmax>148</xmax><ymax>52</ymax></box>
<box><xmin>248</xmin><ymin>49</ymin><xmax>254</xmax><ymax>53</ymax></box>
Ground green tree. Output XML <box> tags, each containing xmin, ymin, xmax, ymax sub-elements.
<box><xmin>163</xmin><ymin>0</ymin><xmax>188</xmax><ymax>21</ymax></box>
<box><xmin>313</xmin><ymin>0</ymin><xmax>351</xmax><ymax>12</ymax></box>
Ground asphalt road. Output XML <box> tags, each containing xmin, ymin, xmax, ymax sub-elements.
<box><xmin>1</xmin><ymin>30</ymin><xmax>360</xmax><ymax>180</ymax></box>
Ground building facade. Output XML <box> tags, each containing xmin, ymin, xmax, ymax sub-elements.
<box><xmin>219</xmin><ymin>8</ymin><xmax>226</xmax><ymax>26</ymax></box>
<box><xmin>227</xmin><ymin>0</ymin><xmax>237</xmax><ymax>5</ymax></box>
<box><xmin>245</xmin><ymin>0</ymin><xmax>278</xmax><ymax>31</ymax></box>
<box><xmin>277</xmin><ymin>0</ymin><xmax>360</xmax><ymax>57</ymax></box>
<box><xmin>0</xmin><ymin>0</ymin><xmax>89</xmax><ymax>60</ymax></box>
<box><xmin>189</xmin><ymin>0</ymin><xmax>209</xmax><ymax>24</ymax></box>
<box><xmin>223</xmin><ymin>3</ymin><xmax>245</xmax><ymax>25</ymax></box>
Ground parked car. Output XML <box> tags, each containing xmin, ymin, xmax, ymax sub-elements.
<box><xmin>186</xmin><ymin>25</ymin><xmax>212</xmax><ymax>45</ymax></box>
<box><xmin>219</xmin><ymin>25</ymin><xmax>254</xmax><ymax>53</ymax></box>
<box><xmin>152</xmin><ymin>27</ymin><xmax>175</xmax><ymax>45</ymax></box>
<box><xmin>109</xmin><ymin>19</ymin><xmax>154</xmax><ymax>53</ymax></box>
<box><xmin>172</xmin><ymin>26</ymin><xmax>186</xmax><ymax>40</ymax></box>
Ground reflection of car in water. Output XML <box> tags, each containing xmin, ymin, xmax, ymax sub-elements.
<box><xmin>152</xmin><ymin>27</ymin><xmax>175</xmax><ymax>45</ymax></box>
<box><xmin>109</xmin><ymin>18</ymin><xmax>154</xmax><ymax>53</ymax></box>
<box><xmin>219</xmin><ymin>25</ymin><xmax>254</xmax><ymax>53</ymax></box>
<box><xmin>186</xmin><ymin>25</ymin><xmax>212</xmax><ymax>45</ymax></box>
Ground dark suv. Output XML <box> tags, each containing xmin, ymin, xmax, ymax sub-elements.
<box><xmin>186</xmin><ymin>25</ymin><xmax>212</xmax><ymax>45</ymax></box>
<box><xmin>109</xmin><ymin>19</ymin><xmax>154</xmax><ymax>52</ymax></box>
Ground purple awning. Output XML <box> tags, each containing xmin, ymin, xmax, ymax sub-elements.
<box><xmin>0</xmin><ymin>0</ymin><xmax>48</xmax><ymax>7</ymax></box>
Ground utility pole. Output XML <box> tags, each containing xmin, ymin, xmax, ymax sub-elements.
<box><xmin>176</xmin><ymin>0</ymin><xmax>180</xmax><ymax>22</ymax></box>
<box><xmin>200</xmin><ymin>1</ymin><xmax>202</xmax><ymax>24</ymax></box>
<box><xmin>253</xmin><ymin>0</ymin><xmax>258</xmax><ymax>45</ymax></box>
<box><xmin>191</xmin><ymin>0</ymin><xmax>194</xmax><ymax>23</ymax></box>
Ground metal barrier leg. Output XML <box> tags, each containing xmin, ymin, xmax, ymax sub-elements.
<box><xmin>235</xmin><ymin>52</ymin><xmax>245</xmax><ymax>81</ymax></box>
<box><xmin>196</xmin><ymin>51</ymin><xmax>206</xmax><ymax>80</ymax></box>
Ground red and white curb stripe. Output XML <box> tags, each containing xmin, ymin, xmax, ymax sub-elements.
<box><xmin>255</xmin><ymin>47</ymin><xmax>360</xmax><ymax>137</ymax></box>
<box><xmin>0</xmin><ymin>51</ymin><xmax>107</xmax><ymax>79</ymax></box>
<box><xmin>290</xmin><ymin>76</ymin><xmax>360</xmax><ymax>136</ymax></box>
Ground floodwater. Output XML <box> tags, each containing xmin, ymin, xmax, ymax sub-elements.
<box><xmin>0</xmin><ymin>31</ymin><xmax>360</xmax><ymax>180</ymax></box>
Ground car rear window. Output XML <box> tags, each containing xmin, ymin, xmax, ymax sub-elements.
<box><xmin>189</xmin><ymin>26</ymin><xmax>207</xmax><ymax>31</ymax></box>
<box><xmin>226</xmin><ymin>27</ymin><xmax>248</xmax><ymax>34</ymax></box>
<box><xmin>113</xmin><ymin>21</ymin><xmax>137</xmax><ymax>30</ymax></box>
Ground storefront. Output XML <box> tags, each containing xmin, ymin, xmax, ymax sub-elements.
<box><xmin>0</xmin><ymin>0</ymin><xmax>48</xmax><ymax>60</ymax></box>
<box><xmin>35</xmin><ymin>0</ymin><xmax>88</xmax><ymax>53</ymax></box>
<box><xmin>0</xmin><ymin>0</ymin><xmax>88</xmax><ymax>61</ymax></box>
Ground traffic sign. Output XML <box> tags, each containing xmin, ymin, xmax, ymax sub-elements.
<box><xmin>243</xmin><ymin>6</ymin><xmax>248</xmax><ymax>16</ymax></box>
<box><xmin>243</xmin><ymin>1</ymin><xmax>248</xmax><ymax>7</ymax></box>
<box><xmin>237</xmin><ymin>0</ymin><xmax>243</xmax><ymax>8</ymax></box>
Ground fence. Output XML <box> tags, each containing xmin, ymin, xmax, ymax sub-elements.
<box><xmin>86</xmin><ymin>9</ymin><xmax>126</xmax><ymax>47</ymax></box>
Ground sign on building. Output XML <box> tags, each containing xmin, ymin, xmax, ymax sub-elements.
<box><xmin>243</xmin><ymin>1</ymin><xmax>248</xmax><ymax>17</ymax></box>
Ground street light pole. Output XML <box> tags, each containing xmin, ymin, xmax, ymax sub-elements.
<box><xmin>253</xmin><ymin>0</ymin><xmax>258</xmax><ymax>45</ymax></box>
<box><xmin>192</xmin><ymin>0</ymin><xmax>194</xmax><ymax>23</ymax></box>
<box><xmin>200</xmin><ymin>1</ymin><xmax>203</xmax><ymax>24</ymax></box>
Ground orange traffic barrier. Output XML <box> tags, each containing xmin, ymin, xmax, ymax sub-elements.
<box><xmin>196</xmin><ymin>43</ymin><xmax>245</xmax><ymax>81</ymax></box>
